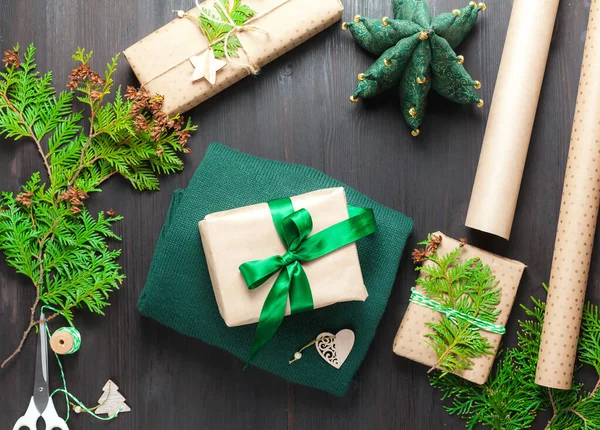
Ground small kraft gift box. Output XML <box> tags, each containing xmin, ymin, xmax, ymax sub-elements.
<box><xmin>124</xmin><ymin>0</ymin><xmax>344</xmax><ymax>115</ymax></box>
<box><xmin>393</xmin><ymin>232</ymin><xmax>526</xmax><ymax>384</ymax></box>
<box><xmin>199</xmin><ymin>187</ymin><xmax>377</xmax><ymax>362</ymax></box>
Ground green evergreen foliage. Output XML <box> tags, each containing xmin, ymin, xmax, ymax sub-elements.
<box><xmin>0</xmin><ymin>43</ymin><xmax>196</xmax><ymax>366</ymax></box>
<box><xmin>197</xmin><ymin>0</ymin><xmax>256</xmax><ymax>58</ymax></box>
<box><xmin>430</xmin><ymin>289</ymin><xmax>600</xmax><ymax>429</ymax></box>
<box><xmin>414</xmin><ymin>235</ymin><xmax>502</xmax><ymax>376</ymax></box>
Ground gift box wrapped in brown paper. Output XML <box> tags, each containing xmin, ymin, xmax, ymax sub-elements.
<box><xmin>393</xmin><ymin>233</ymin><xmax>526</xmax><ymax>384</ymax></box>
<box><xmin>123</xmin><ymin>0</ymin><xmax>344</xmax><ymax>115</ymax></box>
<box><xmin>199</xmin><ymin>188</ymin><xmax>368</xmax><ymax>327</ymax></box>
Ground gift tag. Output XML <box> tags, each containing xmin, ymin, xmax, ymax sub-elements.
<box><xmin>316</xmin><ymin>329</ymin><xmax>355</xmax><ymax>369</ymax></box>
<box><xmin>289</xmin><ymin>329</ymin><xmax>355</xmax><ymax>369</ymax></box>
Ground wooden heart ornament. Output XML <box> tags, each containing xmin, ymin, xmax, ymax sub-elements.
<box><xmin>316</xmin><ymin>329</ymin><xmax>355</xmax><ymax>369</ymax></box>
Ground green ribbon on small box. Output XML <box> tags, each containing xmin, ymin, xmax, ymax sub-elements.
<box><xmin>239</xmin><ymin>197</ymin><xmax>378</xmax><ymax>365</ymax></box>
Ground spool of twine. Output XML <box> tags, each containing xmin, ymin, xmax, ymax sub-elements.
<box><xmin>50</xmin><ymin>326</ymin><xmax>82</xmax><ymax>355</ymax></box>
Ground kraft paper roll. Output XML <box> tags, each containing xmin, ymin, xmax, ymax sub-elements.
<box><xmin>535</xmin><ymin>1</ymin><xmax>600</xmax><ymax>389</ymax></box>
<box><xmin>465</xmin><ymin>0</ymin><xmax>560</xmax><ymax>239</ymax></box>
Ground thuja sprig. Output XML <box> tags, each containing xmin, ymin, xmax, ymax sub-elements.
<box><xmin>412</xmin><ymin>234</ymin><xmax>502</xmax><ymax>376</ymax></box>
<box><xmin>0</xmin><ymin>44</ymin><xmax>197</xmax><ymax>367</ymax></box>
<box><xmin>430</xmin><ymin>289</ymin><xmax>600</xmax><ymax>430</ymax></box>
<box><xmin>197</xmin><ymin>0</ymin><xmax>256</xmax><ymax>58</ymax></box>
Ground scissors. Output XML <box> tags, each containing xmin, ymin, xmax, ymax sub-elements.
<box><xmin>13</xmin><ymin>312</ymin><xmax>68</xmax><ymax>430</ymax></box>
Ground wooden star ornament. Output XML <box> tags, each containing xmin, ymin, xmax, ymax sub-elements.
<box><xmin>190</xmin><ymin>48</ymin><xmax>227</xmax><ymax>85</ymax></box>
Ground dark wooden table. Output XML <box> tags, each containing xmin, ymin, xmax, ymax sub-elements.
<box><xmin>0</xmin><ymin>0</ymin><xmax>594</xmax><ymax>428</ymax></box>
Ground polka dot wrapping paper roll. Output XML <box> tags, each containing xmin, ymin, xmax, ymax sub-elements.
<box><xmin>393</xmin><ymin>232</ymin><xmax>526</xmax><ymax>384</ymax></box>
<box><xmin>536</xmin><ymin>0</ymin><xmax>600</xmax><ymax>390</ymax></box>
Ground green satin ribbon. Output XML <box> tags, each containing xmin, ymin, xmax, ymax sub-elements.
<box><xmin>239</xmin><ymin>197</ymin><xmax>378</xmax><ymax>365</ymax></box>
<box><xmin>409</xmin><ymin>288</ymin><xmax>506</xmax><ymax>335</ymax></box>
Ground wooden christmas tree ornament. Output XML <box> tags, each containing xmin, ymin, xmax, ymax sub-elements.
<box><xmin>95</xmin><ymin>380</ymin><xmax>131</xmax><ymax>416</ymax></box>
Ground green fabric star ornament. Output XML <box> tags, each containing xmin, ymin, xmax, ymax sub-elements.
<box><xmin>343</xmin><ymin>0</ymin><xmax>486</xmax><ymax>136</ymax></box>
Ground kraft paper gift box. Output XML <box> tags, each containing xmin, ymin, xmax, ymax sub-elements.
<box><xmin>199</xmin><ymin>187</ymin><xmax>368</xmax><ymax>327</ymax></box>
<box><xmin>123</xmin><ymin>0</ymin><xmax>344</xmax><ymax>115</ymax></box>
<box><xmin>393</xmin><ymin>232</ymin><xmax>526</xmax><ymax>384</ymax></box>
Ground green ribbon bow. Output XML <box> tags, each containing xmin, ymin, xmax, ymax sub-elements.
<box><xmin>409</xmin><ymin>288</ymin><xmax>506</xmax><ymax>335</ymax></box>
<box><xmin>239</xmin><ymin>197</ymin><xmax>378</xmax><ymax>365</ymax></box>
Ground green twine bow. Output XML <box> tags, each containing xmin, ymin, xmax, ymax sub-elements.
<box><xmin>239</xmin><ymin>197</ymin><xmax>378</xmax><ymax>365</ymax></box>
<box><xmin>409</xmin><ymin>287</ymin><xmax>505</xmax><ymax>335</ymax></box>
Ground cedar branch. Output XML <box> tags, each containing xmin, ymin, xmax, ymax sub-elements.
<box><xmin>0</xmin><ymin>91</ymin><xmax>52</xmax><ymax>179</ymax></box>
<box><xmin>0</xmin><ymin>45</ymin><xmax>194</xmax><ymax>369</ymax></box>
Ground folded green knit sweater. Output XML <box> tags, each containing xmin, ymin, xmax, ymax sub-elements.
<box><xmin>138</xmin><ymin>143</ymin><xmax>413</xmax><ymax>396</ymax></box>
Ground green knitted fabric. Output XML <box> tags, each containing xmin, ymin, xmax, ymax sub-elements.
<box><xmin>344</xmin><ymin>0</ymin><xmax>485</xmax><ymax>135</ymax></box>
<box><xmin>138</xmin><ymin>143</ymin><xmax>413</xmax><ymax>396</ymax></box>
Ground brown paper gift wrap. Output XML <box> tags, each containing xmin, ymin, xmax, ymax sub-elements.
<box><xmin>199</xmin><ymin>188</ymin><xmax>367</xmax><ymax>327</ymax></box>
<box><xmin>123</xmin><ymin>0</ymin><xmax>344</xmax><ymax>115</ymax></box>
<box><xmin>465</xmin><ymin>0</ymin><xmax>560</xmax><ymax>239</ymax></box>
<box><xmin>393</xmin><ymin>233</ymin><xmax>526</xmax><ymax>384</ymax></box>
<box><xmin>535</xmin><ymin>0</ymin><xmax>600</xmax><ymax>390</ymax></box>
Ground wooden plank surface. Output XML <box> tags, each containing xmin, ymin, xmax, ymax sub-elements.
<box><xmin>0</xmin><ymin>0</ymin><xmax>593</xmax><ymax>428</ymax></box>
